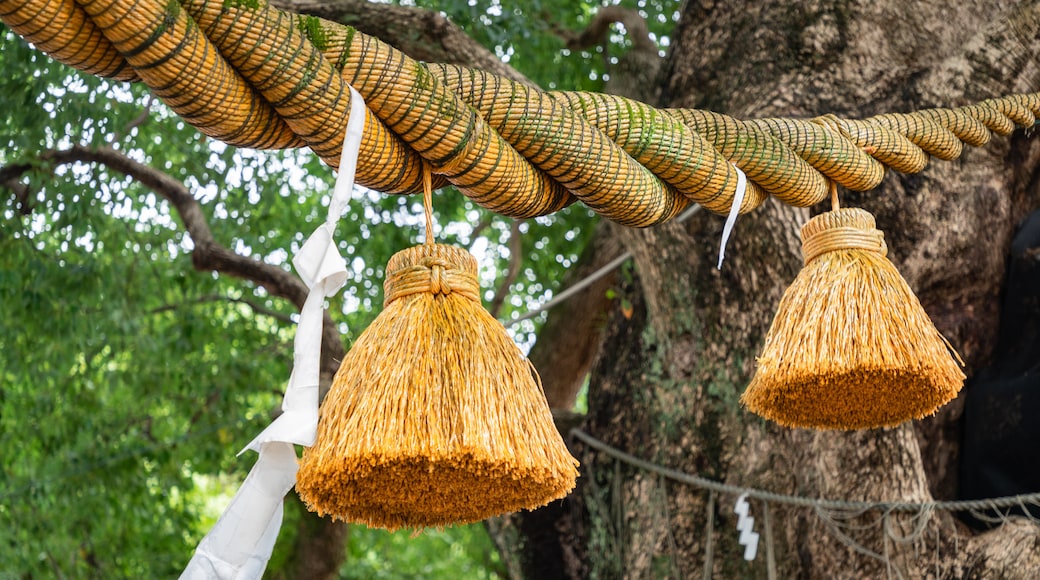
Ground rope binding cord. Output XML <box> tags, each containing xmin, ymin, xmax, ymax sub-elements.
<box><xmin>295</xmin><ymin>165</ymin><xmax>578</xmax><ymax>530</ymax></box>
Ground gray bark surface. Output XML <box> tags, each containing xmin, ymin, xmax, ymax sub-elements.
<box><xmin>564</xmin><ymin>1</ymin><xmax>1040</xmax><ymax>578</ymax></box>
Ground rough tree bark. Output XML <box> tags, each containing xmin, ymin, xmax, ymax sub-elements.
<box><xmin>545</xmin><ymin>1</ymin><xmax>1040</xmax><ymax>578</ymax></box>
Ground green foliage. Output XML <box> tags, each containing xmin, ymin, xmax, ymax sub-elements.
<box><xmin>342</xmin><ymin>525</ymin><xmax>505</xmax><ymax>579</ymax></box>
<box><xmin>414</xmin><ymin>0</ymin><xmax>680</xmax><ymax>91</ymax></box>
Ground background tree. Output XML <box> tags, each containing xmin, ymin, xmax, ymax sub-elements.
<box><xmin>538</xmin><ymin>1</ymin><xmax>1040</xmax><ymax>578</ymax></box>
<box><xmin>1</xmin><ymin>1</ymin><xmax>1038</xmax><ymax>579</ymax></box>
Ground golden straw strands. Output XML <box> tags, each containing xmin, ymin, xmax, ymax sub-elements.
<box><xmin>0</xmin><ymin>0</ymin><xmax>138</xmax><ymax>81</ymax></box>
<box><xmin>429</xmin><ymin>63</ymin><xmax>689</xmax><ymax>226</ymax></box>
<box><xmin>296</xmin><ymin>243</ymin><xmax>578</xmax><ymax>529</ymax></box>
<box><xmin>182</xmin><ymin>0</ymin><xmax>430</xmax><ymax>194</ymax></box>
<box><xmin>744</xmin><ymin>117</ymin><xmax>886</xmax><ymax>191</ymax></box>
<box><xmin>666</xmin><ymin>108</ymin><xmax>831</xmax><ymax>207</ymax></box>
<box><xmin>75</xmin><ymin>0</ymin><xmax>300</xmax><ymax>149</ymax></box>
<box><xmin>740</xmin><ymin>207</ymin><xmax>965</xmax><ymax>430</ymax></box>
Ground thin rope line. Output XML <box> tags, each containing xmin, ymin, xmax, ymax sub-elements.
<box><xmin>422</xmin><ymin>161</ymin><xmax>435</xmax><ymax>245</ymax></box>
<box><xmin>762</xmin><ymin>500</ymin><xmax>777</xmax><ymax>580</ymax></box>
<box><xmin>702</xmin><ymin>489</ymin><xmax>716</xmax><ymax>580</ymax></box>
<box><xmin>502</xmin><ymin>204</ymin><xmax>703</xmax><ymax>327</ymax></box>
<box><xmin>570</xmin><ymin>428</ymin><xmax>1040</xmax><ymax>513</ymax></box>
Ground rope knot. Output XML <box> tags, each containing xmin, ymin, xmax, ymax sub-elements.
<box><xmin>421</xmin><ymin>257</ymin><xmax>454</xmax><ymax>296</ymax></box>
<box><xmin>383</xmin><ymin>244</ymin><xmax>480</xmax><ymax>305</ymax></box>
<box><xmin>801</xmin><ymin>207</ymin><xmax>888</xmax><ymax>264</ymax></box>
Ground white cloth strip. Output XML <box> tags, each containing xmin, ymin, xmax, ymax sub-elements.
<box><xmin>180</xmin><ymin>86</ymin><xmax>367</xmax><ymax>580</ymax></box>
<box><xmin>717</xmin><ymin>166</ymin><xmax>748</xmax><ymax>270</ymax></box>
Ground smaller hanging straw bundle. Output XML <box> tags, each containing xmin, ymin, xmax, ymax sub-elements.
<box><xmin>741</xmin><ymin>207</ymin><xmax>965</xmax><ymax>429</ymax></box>
<box><xmin>296</xmin><ymin>242</ymin><xmax>578</xmax><ymax>529</ymax></box>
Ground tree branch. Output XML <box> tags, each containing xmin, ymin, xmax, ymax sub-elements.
<box><xmin>467</xmin><ymin>213</ymin><xmax>495</xmax><ymax>252</ymax></box>
<box><xmin>555</xmin><ymin>6</ymin><xmax>656</xmax><ymax>53</ymax></box>
<box><xmin>110</xmin><ymin>94</ymin><xmax>154</xmax><ymax>145</ymax></box>
<box><xmin>149</xmin><ymin>294</ymin><xmax>295</xmax><ymax>324</ymax></box>
<box><xmin>273</xmin><ymin>0</ymin><xmax>533</xmax><ymax>86</ymax></box>
<box><xmin>1</xmin><ymin>143</ymin><xmax>345</xmax><ymax>376</ymax></box>
<box><xmin>489</xmin><ymin>219</ymin><xmax>523</xmax><ymax>318</ymax></box>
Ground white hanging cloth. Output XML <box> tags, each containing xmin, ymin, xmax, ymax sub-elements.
<box><xmin>717</xmin><ymin>165</ymin><xmax>748</xmax><ymax>269</ymax></box>
<box><xmin>180</xmin><ymin>86</ymin><xmax>367</xmax><ymax>580</ymax></box>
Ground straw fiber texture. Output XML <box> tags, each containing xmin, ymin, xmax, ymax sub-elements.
<box><xmin>740</xmin><ymin>208</ymin><xmax>966</xmax><ymax>430</ymax></box>
<box><xmin>3</xmin><ymin>0</ymin><xmax>1037</xmax><ymax>226</ymax></box>
<box><xmin>295</xmin><ymin>244</ymin><xmax>578</xmax><ymax>529</ymax></box>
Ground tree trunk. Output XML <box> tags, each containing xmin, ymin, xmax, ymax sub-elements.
<box><xmin>549</xmin><ymin>0</ymin><xmax>1040</xmax><ymax>578</ymax></box>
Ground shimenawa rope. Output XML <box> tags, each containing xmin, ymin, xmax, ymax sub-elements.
<box><xmin>2</xmin><ymin>0</ymin><xmax>1037</xmax><ymax>227</ymax></box>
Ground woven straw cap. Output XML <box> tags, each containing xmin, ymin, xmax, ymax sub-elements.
<box><xmin>800</xmin><ymin>207</ymin><xmax>888</xmax><ymax>264</ymax></box>
<box><xmin>383</xmin><ymin>244</ymin><xmax>479</xmax><ymax>304</ymax></box>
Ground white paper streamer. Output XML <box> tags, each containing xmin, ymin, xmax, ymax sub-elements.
<box><xmin>180</xmin><ymin>87</ymin><xmax>367</xmax><ymax>580</ymax></box>
<box><xmin>716</xmin><ymin>166</ymin><xmax>748</xmax><ymax>270</ymax></box>
<box><xmin>734</xmin><ymin>492</ymin><xmax>760</xmax><ymax>561</ymax></box>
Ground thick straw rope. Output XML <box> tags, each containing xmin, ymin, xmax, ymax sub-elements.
<box><xmin>1</xmin><ymin>0</ymin><xmax>1038</xmax><ymax>226</ymax></box>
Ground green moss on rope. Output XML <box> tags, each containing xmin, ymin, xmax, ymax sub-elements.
<box><xmin>158</xmin><ymin>0</ymin><xmax>181</xmax><ymax>35</ymax></box>
<box><xmin>297</xmin><ymin>15</ymin><xmax>329</xmax><ymax>52</ymax></box>
<box><xmin>336</xmin><ymin>26</ymin><xmax>357</xmax><ymax>71</ymax></box>
<box><xmin>223</xmin><ymin>0</ymin><xmax>261</xmax><ymax>9</ymax></box>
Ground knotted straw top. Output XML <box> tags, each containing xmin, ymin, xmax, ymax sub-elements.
<box><xmin>383</xmin><ymin>244</ymin><xmax>481</xmax><ymax>305</ymax></box>
<box><xmin>801</xmin><ymin>208</ymin><xmax>888</xmax><ymax>265</ymax></box>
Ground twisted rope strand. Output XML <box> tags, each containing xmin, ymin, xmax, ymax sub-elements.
<box><xmin>0</xmin><ymin>0</ymin><xmax>138</xmax><ymax>80</ymax></box>
<box><xmin>2</xmin><ymin>0</ymin><xmax>1038</xmax><ymax>226</ymax></box>
<box><xmin>667</xmin><ymin>108</ymin><xmax>832</xmax><ymax>206</ymax></box>
<box><xmin>746</xmin><ymin>116</ymin><xmax>886</xmax><ymax>192</ymax></box>
<box><xmin>183</xmin><ymin>0</ymin><xmax>430</xmax><ymax>194</ymax></box>
<box><xmin>430</xmin><ymin>63</ymin><xmax>689</xmax><ymax>225</ymax></box>
<box><xmin>548</xmin><ymin>90</ymin><xmax>766</xmax><ymax>214</ymax></box>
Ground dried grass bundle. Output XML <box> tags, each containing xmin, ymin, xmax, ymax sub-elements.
<box><xmin>741</xmin><ymin>207</ymin><xmax>965</xmax><ymax>429</ymax></box>
<box><xmin>296</xmin><ymin>243</ymin><xmax>578</xmax><ymax>529</ymax></box>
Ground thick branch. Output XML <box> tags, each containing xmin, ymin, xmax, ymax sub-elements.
<box><xmin>489</xmin><ymin>219</ymin><xmax>523</xmax><ymax>318</ymax></box>
<box><xmin>273</xmin><ymin>0</ymin><xmax>532</xmax><ymax>86</ymax></box>
<box><xmin>13</xmin><ymin>144</ymin><xmax>350</xmax><ymax>393</ymax></box>
<box><xmin>558</xmin><ymin>6</ymin><xmax>656</xmax><ymax>53</ymax></box>
<box><xmin>19</xmin><ymin>145</ymin><xmax>311</xmax><ymax>307</ymax></box>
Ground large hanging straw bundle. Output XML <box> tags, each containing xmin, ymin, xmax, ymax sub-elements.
<box><xmin>296</xmin><ymin>242</ymin><xmax>578</xmax><ymax>529</ymax></box>
<box><xmin>741</xmin><ymin>207</ymin><xmax>965</xmax><ymax>429</ymax></box>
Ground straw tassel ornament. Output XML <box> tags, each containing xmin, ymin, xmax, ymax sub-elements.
<box><xmin>296</xmin><ymin>174</ymin><xmax>578</xmax><ymax>529</ymax></box>
<box><xmin>741</xmin><ymin>205</ymin><xmax>965</xmax><ymax>430</ymax></box>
